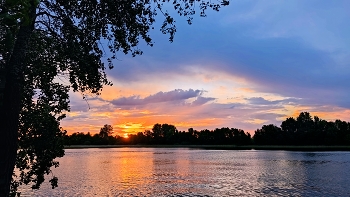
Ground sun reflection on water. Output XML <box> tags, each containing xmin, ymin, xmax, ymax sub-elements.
<box><xmin>19</xmin><ymin>148</ymin><xmax>350</xmax><ymax>197</ymax></box>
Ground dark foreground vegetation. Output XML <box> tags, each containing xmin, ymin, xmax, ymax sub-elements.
<box><xmin>65</xmin><ymin>112</ymin><xmax>350</xmax><ymax>146</ymax></box>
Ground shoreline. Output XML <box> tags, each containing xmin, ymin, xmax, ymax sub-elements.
<box><xmin>64</xmin><ymin>145</ymin><xmax>350</xmax><ymax>151</ymax></box>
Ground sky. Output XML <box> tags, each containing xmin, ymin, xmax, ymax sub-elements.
<box><xmin>61</xmin><ymin>0</ymin><xmax>350</xmax><ymax>136</ymax></box>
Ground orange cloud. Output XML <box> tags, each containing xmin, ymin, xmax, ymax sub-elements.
<box><xmin>237</xmin><ymin>87</ymin><xmax>255</xmax><ymax>93</ymax></box>
<box><xmin>62</xmin><ymin>83</ymin><xmax>350</xmax><ymax>138</ymax></box>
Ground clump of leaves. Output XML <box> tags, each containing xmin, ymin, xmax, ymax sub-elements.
<box><xmin>1</xmin><ymin>0</ymin><xmax>230</xmax><ymax>195</ymax></box>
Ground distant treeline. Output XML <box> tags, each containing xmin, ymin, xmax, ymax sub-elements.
<box><xmin>254</xmin><ymin>112</ymin><xmax>350</xmax><ymax>145</ymax></box>
<box><xmin>64</xmin><ymin>124</ymin><xmax>251</xmax><ymax>145</ymax></box>
<box><xmin>64</xmin><ymin>112</ymin><xmax>350</xmax><ymax>146</ymax></box>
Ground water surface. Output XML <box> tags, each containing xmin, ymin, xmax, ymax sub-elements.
<box><xmin>20</xmin><ymin>148</ymin><xmax>350</xmax><ymax>196</ymax></box>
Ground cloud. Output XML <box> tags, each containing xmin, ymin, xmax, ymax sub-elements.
<box><xmin>105</xmin><ymin>0</ymin><xmax>350</xmax><ymax>109</ymax></box>
<box><xmin>62</xmin><ymin>1</ymin><xmax>350</xmax><ymax>136</ymax></box>
<box><xmin>245</xmin><ymin>97</ymin><xmax>300</xmax><ymax>105</ymax></box>
<box><xmin>191</xmin><ymin>96</ymin><xmax>216</xmax><ymax>106</ymax></box>
<box><xmin>110</xmin><ymin>89</ymin><xmax>211</xmax><ymax>106</ymax></box>
<box><xmin>250</xmin><ymin>113</ymin><xmax>285</xmax><ymax>122</ymax></box>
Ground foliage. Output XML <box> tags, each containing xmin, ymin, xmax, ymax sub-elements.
<box><xmin>66</xmin><ymin>114</ymin><xmax>350</xmax><ymax>147</ymax></box>
<box><xmin>99</xmin><ymin>124</ymin><xmax>113</xmax><ymax>139</ymax></box>
<box><xmin>0</xmin><ymin>0</ymin><xmax>230</xmax><ymax>195</ymax></box>
<box><xmin>12</xmin><ymin>102</ymin><xmax>66</xmax><ymax>193</ymax></box>
<box><xmin>253</xmin><ymin>112</ymin><xmax>350</xmax><ymax>145</ymax></box>
<box><xmin>64</xmin><ymin>123</ymin><xmax>252</xmax><ymax>146</ymax></box>
<box><xmin>10</xmin><ymin>28</ymin><xmax>69</xmax><ymax>194</ymax></box>
<box><xmin>254</xmin><ymin>124</ymin><xmax>284</xmax><ymax>145</ymax></box>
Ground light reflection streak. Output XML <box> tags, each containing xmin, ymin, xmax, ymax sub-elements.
<box><xmin>18</xmin><ymin>148</ymin><xmax>350</xmax><ymax>197</ymax></box>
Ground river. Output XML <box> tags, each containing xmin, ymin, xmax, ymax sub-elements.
<box><xmin>19</xmin><ymin>148</ymin><xmax>350</xmax><ymax>196</ymax></box>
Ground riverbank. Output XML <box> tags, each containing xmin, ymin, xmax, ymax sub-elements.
<box><xmin>64</xmin><ymin>144</ymin><xmax>350</xmax><ymax>151</ymax></box>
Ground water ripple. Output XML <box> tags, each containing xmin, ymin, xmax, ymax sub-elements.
<box><xmin>17</xmin><ymin>148</ymin><xmax>350</xmax><ymax>197</ymax></box>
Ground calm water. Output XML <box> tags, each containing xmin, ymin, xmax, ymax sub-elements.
<box><xmin>20</xmin><ymin>148</ymin><xmax>350</xmax><ymax>196</ymax></box>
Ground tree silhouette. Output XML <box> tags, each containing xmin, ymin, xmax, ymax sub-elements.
<box><xmin>63</xmin><ymin>113</ymin><xmax>350</xmax><ymax>147</ymax></box>
<box><xmin>99</xmin><ymin>124</ymin><xmax>113</xmax><ymax>139</ymax></box>
<box><xmin>253</xmin><ymin>112</ymin><xmax>350</xmax><ymax>146</ymax></box>
<box><xmin>0</xmin><ymin>0</ymin><xmax>230</xmax><ymax>195</ymax></box>
<box><xmin>254</xmin><ymin>124</ymin><xmax>283</xmax><ymax>145</ymax></box>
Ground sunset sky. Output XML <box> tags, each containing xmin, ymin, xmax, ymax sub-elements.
<box><xmin>61</xmin><ymin>0</ymin><xmax>350</xmax><ymax>136</ymax></box>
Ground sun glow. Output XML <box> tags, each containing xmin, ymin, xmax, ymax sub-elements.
<box><xmin>114</xmin><ymin>122</ymin><xmax>149</xmax><ymax>136</ymax></box>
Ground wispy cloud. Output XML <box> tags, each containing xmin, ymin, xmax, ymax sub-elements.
<box><xmin>245</xmin><ymin>97</ymin><xmax>300</xmax><ymax>106</ymax></box>
<box><xmin>110</xmin><ymin>89</ymin><xmax>213</xmax><ymax>106</ymax></box>
<box><xmin>61</xmin><ymin>0</ymin><xmax>350</xmax><ymax>136</ymax></box>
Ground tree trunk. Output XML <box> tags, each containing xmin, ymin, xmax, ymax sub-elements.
<box><xmin>0</xmin><ymin>13</ymin><xmax>35</xmax><ymax>197</ymax></box>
